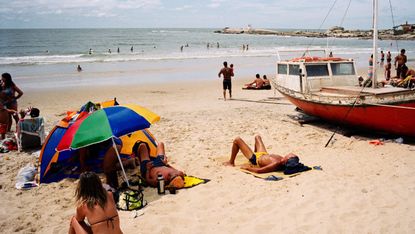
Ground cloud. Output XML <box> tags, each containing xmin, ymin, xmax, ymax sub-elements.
<box><xmin>174</xmin><ymin>5</ymin><xmax>192</xmax><ymax>11</ymax></box>
<box><xmin>0</xmin><ymin>0</ymin><xmax>414</xmax><ymax>28</ymax></box>
<box><xmin>1</xmin><ymin>0</ymin><xmax>161</xmax><ymax>17</ymax></box>
<box><xmin>207</xmin><ymin>0</ymin><xmax>225</xmax><ymax>8</ymax></box>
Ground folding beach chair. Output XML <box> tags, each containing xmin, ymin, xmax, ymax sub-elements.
<box><xmin>16</xmin><ymin>117</ymin><xmax>46</xmax><ymax>151</ymax></box>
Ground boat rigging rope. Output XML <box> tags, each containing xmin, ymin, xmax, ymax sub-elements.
<box><xmin>324</xmin><ymin>0</ymin><xmax>406</xmax><ymax>147</ymax></box>
<box><xmin>388</xmin><ymin>0</ymin><xmax>399</xmax><ymax>52</ymax></box>
<box><xmin>303</xmin><ymin>0</ymin><xmax>338</xmax><ymax>57</ymax></box>
<box><xmin>324</xmin><ymin>84</ymin><xmax>367</xmax><ymax>147</ymax></box>
<box><xmin>327</xmin><ymin>0</ymin><xmax>352</xmax><ymax>51</ymax></box>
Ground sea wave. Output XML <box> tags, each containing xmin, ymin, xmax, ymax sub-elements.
<box><xmin>0</xmin><ymin>46</ymin><xmax>403</xmax><ymax>66</ymax></box>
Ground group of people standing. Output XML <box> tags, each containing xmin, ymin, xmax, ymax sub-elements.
<box><xmin>89</xmin><ymin>46</ymin><xmax>134</xmax><ymax>55</ymax></box>
<box><xmin>378</xmin><ymin>49</ymin><xmax>407</xmax><ymax>81</ymax></box>
<box><xmin>366</xmin><ymin>49</ymin><xmax>413</xmax><ymax>88</ymax></box>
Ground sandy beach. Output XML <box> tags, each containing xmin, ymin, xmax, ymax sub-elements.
<box><xmin>0</xmin><ymin>64</ymin><xmax>414</xmax><ymax>234</ymax></box>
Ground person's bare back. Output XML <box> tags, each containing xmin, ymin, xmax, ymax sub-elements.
<box><xmin>77</xmin><ymin>192</ymin><xmax>122</xmax><ymax>234</ymax></box>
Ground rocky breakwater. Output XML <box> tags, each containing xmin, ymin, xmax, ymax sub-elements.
<box><xmin>214</xmin><ymin>26</ymin><xmax>415</xmax><ymax>40</ymax></box>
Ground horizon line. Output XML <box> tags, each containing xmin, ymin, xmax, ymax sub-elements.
<box><xmin>0</xmin><ymin>26</ymin><xmax>387</xmax><ymax>30</ymax></box>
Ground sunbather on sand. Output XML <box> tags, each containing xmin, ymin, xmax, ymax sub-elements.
<box><xmin>223</xmin><ymin>135</ymin><xmax>298</xmax><ymax>173</ymax></box>
<box><xmin>244</xmin><ymin>74</ymin><xmax>264</xmax><ymax>89</ymax></box>
<box><xmin>133</xmin><ymin>141</ymin><xmax>185</xmax><ymax>189</ymax></box>
<box><xmin>69</xmin><ymin>171</ymin><xmax>122</xmax><ymax>234</ymax></box>
<box><xmin>262</xmin><ymin>75</ymin><xmax>271</xmax><ymax>90</ymax></box>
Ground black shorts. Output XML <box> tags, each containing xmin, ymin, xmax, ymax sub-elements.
<box><xmin>223</xmin><ymin>80</ymin><xmax>232</xmax><ymax>90</ymax></box>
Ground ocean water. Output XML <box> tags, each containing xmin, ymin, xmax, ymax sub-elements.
<box><xmin>0</xmin><ymin>28</ymin><xmax>414</xmax><ymax>90</ymax></box>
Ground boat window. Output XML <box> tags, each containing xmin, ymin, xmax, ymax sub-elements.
<box><xmin>331</xmin><ymin>63</ymin><xmax>355</xmax><ymax>75</ymax></box>
<box><xmin>277</xmin><ymin>64</ymin><xmax>287</xmax><ymax>75</ymax></box>
<box><xmin>305</xmin><ymin>64</ymin><xmax>329</xmax><ymax>77</ymax></box>
<box><xmin>289</xmin><ymin>65</ymin><xmax>300</xmax><ymax>76</ymax></box>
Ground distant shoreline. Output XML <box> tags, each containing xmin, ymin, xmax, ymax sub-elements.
<box><xmin>214</xmin><ymin>27</ymin><xmax>415</xmax><ymax>41</ymax></box>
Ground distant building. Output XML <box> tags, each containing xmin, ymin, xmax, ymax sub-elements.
<box><xmin>326</xmin><ymin>26</ymin><xmax>345</xmax><ymax>34</ymax></box>
<box><xmin>393</xmin><ymin>21</ymin><xmax>415</xmax><ymax>34</ymax></box>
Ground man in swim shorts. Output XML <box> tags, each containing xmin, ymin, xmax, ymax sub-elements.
<box><xmin>133</xmin><ymin>141</ymin><xmax>185</xmax><ymax>189</ymax></box>
<box><xmin>218</xmin><ymin>61</ymin><xmax>234</xmax><ymax>101</ymax></box>
<box><xmin>223</xmin><ymin>135</ymin><xmax>298</xmax><ymax>173</ymax></box>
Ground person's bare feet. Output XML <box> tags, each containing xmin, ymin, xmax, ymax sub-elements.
<box><xmin>222</xmin><ymin>161</ymin><xmax>234</xmax><ymax>167</ymax></box>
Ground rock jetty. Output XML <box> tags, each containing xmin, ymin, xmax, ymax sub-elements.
<box><xmin>214</xmin><ymin>26</ymin><xmax>415</xmax><ymax>40</ymax></box>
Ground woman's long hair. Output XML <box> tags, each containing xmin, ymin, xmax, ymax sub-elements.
<box><xmin>75</xmin><ymin>172</ymin><xmax>108</xmax><ymax>209</ymax></box>
<box><xmin>1</xmin><ymin>73</ymin><xmax>15</xmax><ymax>88</ymax></box>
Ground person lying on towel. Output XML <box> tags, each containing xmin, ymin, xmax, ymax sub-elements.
<box><xmin>223</xmin><ymin>135</ymin><xmax>300</xmax><ymax>173</ymax></box>
<box><xmin>133</xmin><ymin>141</ymin><xmax>185</xmax><ymax>189</ymax></box>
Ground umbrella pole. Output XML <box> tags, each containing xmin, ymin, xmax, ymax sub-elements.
<box><xmin>112</xmin><ymin>138</ymin><xmax>130</xmax><ymax>187</ymax></box>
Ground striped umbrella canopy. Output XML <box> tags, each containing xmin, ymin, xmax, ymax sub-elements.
<box><xmin>56</xmin><ymin>104</ymin><xmax>160</xmax><ymax>151</ymax></box>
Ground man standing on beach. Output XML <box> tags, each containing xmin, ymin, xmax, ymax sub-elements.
<box><xmin>218</xmin><ymin>61</ymin><xmax>233</xmax><ymax>101</ymax></box>
<box><xmin>394</xmin><ymin>49</ymin><xmax>407</xmax><ymax>78</ymax></box>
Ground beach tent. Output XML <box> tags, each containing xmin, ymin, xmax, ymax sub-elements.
<box><xmin>39</xmin><ymin>100</ymin><xmax>158</xmax><ymax>184</ymax></box>
<box><xmin>39</xmin><ymin>101</ymin><xmax>101</xmax><ymax>183</ymax></box>
<box><xmin>120</xmin><ymin>129</ymin><xmax>158</xmax><ymax>156</ymax></box>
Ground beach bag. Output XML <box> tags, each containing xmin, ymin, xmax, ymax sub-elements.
<box><xmin>116</xmin><ymin>188</ymin><xmax>146</xmax><ymax>211</ymax></box>
<box><xmin>15</xmin><ymin>163</ymin><xmax>38</xmax><ymax>189</ymax></box>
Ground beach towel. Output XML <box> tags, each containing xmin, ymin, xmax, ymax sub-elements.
<box><xmin>183</xmin><ymin>175</ymin><xmax>210</xmax><ymax>188</ymax></box>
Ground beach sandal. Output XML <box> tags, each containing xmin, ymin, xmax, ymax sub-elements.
<box><xmin>313</xmin><ymin>166</ymin><xmax>323</xmax><ymax>171</ymax></box>
<box><xmin>264</xmin><ymin>175</ymin><xmax>283</xmax><ymax>181</ymax></box>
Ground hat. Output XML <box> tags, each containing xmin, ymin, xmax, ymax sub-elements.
<box><xmin>169</xmin><ymin>176</ymin><xmax>184</xmax><ymax>189</ymax></box>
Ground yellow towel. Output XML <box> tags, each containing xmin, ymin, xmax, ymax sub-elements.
<box><xmin>183</xmin><ymin>175</ymin><xmax>210</xmax><ymax>188</ymax></box>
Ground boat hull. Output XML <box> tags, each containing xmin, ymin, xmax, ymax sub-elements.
<box><xmin>279</xmin><ymin>91</ymin><xmax>415</xmax><ymax>137</ymax></box>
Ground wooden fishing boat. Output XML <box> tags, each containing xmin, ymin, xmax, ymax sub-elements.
<box><xmin>273</xmin><ymin>56</ymin><xmax>415</xmax><ymax>136</ymax></box>
<box><xmin>273</xmin><ymin>0</ymin><xmax>415</xmax><ymax>137</ymax></box>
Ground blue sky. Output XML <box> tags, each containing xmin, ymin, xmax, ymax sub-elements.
<box><xmin>0</xmin><ymin>0</ymin><xmax>414</xmax><ymax>29</ymax></box>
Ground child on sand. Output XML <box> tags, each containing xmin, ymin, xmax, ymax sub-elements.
<box><xmin>0</xmin><ymin>103</ymin><xmax>16</xmax><ymax>139</ymax></box>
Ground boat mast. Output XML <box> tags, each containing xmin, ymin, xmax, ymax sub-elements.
<box><xmin>372</xmin><ymin>0</ymin><xmax>378</xmax><ymax>88</ymax></box>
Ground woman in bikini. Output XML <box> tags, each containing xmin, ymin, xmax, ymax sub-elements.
<box><xmin>223</xmin><ymin>135</ymin><xmax>297</xmax><ymax>173</ymax></box>
<box><xmin>69</xmin><ymin>171</ymin><xmax>123</xmax><ymax>234</ymax></box>
<box><xmin>1</xmin><ymin>73</ymin><xmax>23</xmax><ymax>131</ymax></box>
<box><xmin>133</xmin><ymin>141</ymin><xmax>185</xmax><ymax>189</ymax></box>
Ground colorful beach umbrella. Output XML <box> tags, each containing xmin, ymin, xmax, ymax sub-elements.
<box><xmin>56</xmin><ymin>104</ymin><xmax>160</xmax><ymax>151</ymax></box>
<box><xmin>55</xmin><ymin>104</ymin><xmax>160</xmax><ymax>186</ymax></box>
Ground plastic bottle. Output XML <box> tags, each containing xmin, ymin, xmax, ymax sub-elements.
<box><xmin>157</xmin><ymin>174</ymin><xmax>165</xmax><ymax>195</ymax></box>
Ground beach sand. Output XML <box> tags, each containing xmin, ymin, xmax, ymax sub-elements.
<box><xmin>0</xmin><ymin>67</ymin><xmax>414</xmax><ymax>233</ymax></box>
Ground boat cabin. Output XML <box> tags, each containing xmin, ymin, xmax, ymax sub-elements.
<box><xmin>276</xmin><ymin>57</ymin><xmax>357</xmax><ymax>93</ymax></box>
